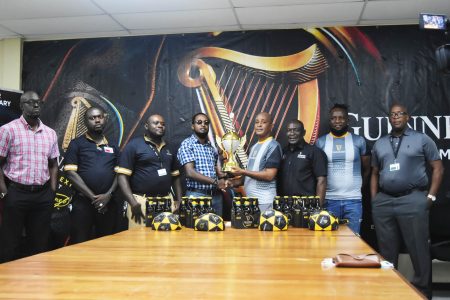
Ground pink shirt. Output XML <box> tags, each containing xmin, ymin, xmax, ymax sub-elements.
<box><xmin>0</xmin><ymin>116</ymin><xmax>59</xmax><ymax>185</ymax></box>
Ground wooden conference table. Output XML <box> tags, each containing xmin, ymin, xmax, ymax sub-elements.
<box><xmin>0</xmin><ymin>225</ymin><xmax>422</xmax><ymax>299</ymax></box>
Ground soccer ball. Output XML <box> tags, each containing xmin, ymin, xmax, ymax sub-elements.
<box><xmin>152</xmin><ymin>212</ymin><xmax>182</xmax><ymax>231</ymax></box>
<box><xmin>308</xmin><ymin>210</ymin><xmax>339</xmax><ymax>231</ymax></box>
<box><xmin>194</xmin><ymin>213</ymin><xmax>225</xmax><ymax>231</ymax></box>
<box><xmin>258</xmin><ymin>209</ymin><xmax>288</xmax><ymax>231</ymax></box>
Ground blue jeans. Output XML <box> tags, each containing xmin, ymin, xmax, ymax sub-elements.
<box><xmin>325</xmin><ymin>199</ymin><xmax>362</xmax><ymax>234</ymax></box>
<box><xmin>186</xmin><ymin>190</ymin><xmax>223</xmax><ymax>217</ymax></box>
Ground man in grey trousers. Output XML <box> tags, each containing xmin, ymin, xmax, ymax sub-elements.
<box><xmin>370</xmin><ymin>103</ymin><xmax>443</xmax><ymax>299</ymax></box>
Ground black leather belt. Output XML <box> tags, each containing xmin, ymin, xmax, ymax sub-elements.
<box><xmin>380</xmin><ymin>187</ymin><xmax>426</xmax><ymax>198</ymax></box>
<box><xmin>187</xmin><ymin>188</ymin><xmax>216</xmax><ymax>196</ymax></box>
<box><xmin>9</xmin><ymin>180</ymin><xmax>50</xmax><ymax>192</ymax></box>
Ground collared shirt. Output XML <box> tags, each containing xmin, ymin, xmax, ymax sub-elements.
<box><xmin>63</xmin><ymin>134</ymin><xmax>119</xmax><ymax>195</ymax></box>
<box><xmin>177</xmin><ymin>134</ymin><xmax>218</xmax><ymax>190</ymax></box>
<box><xmin>316</xmin><ymin>132</ymin><xmax>368</xmax><ymax>200</ymax></box>
<box><xmin>116</xmin><ymin>135</ymin><xmax>179</xmax><ymax>195</ymax></box>
<box><xmin>279</xmin><ymin>142</ymin><xmax>327</xmax><ymax>196</ymax></box>
<box><xmin>244</xmin><ymin>137</ymin><xmax>282</xmax><ymax>204</ymax></box>
<box><xmin>371</xmin><ymin>128</ymin><xmax>440</xmax><ymax>194</ymax></box>
<box><xmin>0</xmin><ymin>115</ymin><xmax>59</xmax><ymax>185</ymax></box>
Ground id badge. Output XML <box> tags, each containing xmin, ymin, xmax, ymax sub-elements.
<box><xmin>104</xmin><ymin>146</ymin><xmax>114</xmax><ymax>153</ymax></box>
<box><xmin>157</xmin><ymin>168</ymin><xmax>167</xmax><ymax>176</ymax></box>
<box><xmin>389</xmin><ymin>163</ymin><xmax>400</xmax><ymax>172</ymax></box>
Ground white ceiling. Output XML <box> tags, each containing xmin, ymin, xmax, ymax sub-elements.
<box><xmin>0</xmin><ymin>0</ymin><xmax>449</xmax><ymax>41</ymax></box>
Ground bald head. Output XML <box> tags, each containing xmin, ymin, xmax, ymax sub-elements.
<box><xmin>256</xmin><ymin>112</ymin><xmax>273</xmax><ymax>124</ymax></box>
<box><xmin>145</xmin><ymin>114</ymin><xmax>166</xmax><ymax>139</ymax></box>
<box><xmin>19</xmin><ymin>91</ymin><xmax>42</xmax><ymax>120</ymax></box>
<box><xmin>254</xmin><ymin>112</ymin><xmax>274</xmax><ymax>140</ymax></box>
<box><xmin>20</xmin><ymin>91</ymin><xmax>40</xmax><ymax>105</ymax></box>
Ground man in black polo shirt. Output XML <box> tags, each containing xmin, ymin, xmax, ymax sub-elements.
<box><xmin>278</xmin><ymin>120</ymin><xmax>327</xmax><ymax>205</ymax></box>
<box><xmin>64</xmin><ymin>107</ymin><xmax>119</xmax><ymax>244</ymax></box>
<box><xmin>117</xmin><ymin>114</ymin><xmax>182</xmax><ymax>227</ymax></box>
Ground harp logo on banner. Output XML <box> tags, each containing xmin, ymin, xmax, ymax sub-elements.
<box><xmin>0</xmin><ymin>88</ymin><xmax>22</xmax><ymax>127</ymax></box>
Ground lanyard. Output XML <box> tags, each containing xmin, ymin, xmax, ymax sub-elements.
<box><xmin>389</xmin><ymin>135</ymin><xmax>403</xmax><ymax>161</ymax></box>
<box><xmin>147</xmin><ymin>143</ymin><xmax>164</xmax><ymax>168</ymax></box>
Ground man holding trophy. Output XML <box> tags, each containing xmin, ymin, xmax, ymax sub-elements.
<box><xmin>228</xmin><ymin>112</ymin><xmax>283</xmax><ymax>212</ymax></box>
<box><xmin>177</xmin><ymin>113</ymin><xmax>228</xmax><ymax>217</ymax></box>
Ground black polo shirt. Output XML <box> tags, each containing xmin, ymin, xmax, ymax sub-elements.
<box><xmin>279</xmin><ymin>142</ymin><xmax>327</xmax><ymax>196</ymax></box>
<box><xmin>64</xmin><ymin>134</ymin><xmax>119</xmax><ymax>195</ymax></box>
<box><xmin>116</xmin><ymin>136</ymin><xmax>179</xmax><ymax>196</ymax></box>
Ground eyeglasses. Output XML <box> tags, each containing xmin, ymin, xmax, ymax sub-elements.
<box><xmin>389</xmin><ymin>112</ymin><xmax>408</xmax><ymax>118</ymax></box>
<box><xmin>195</xmin><ymin>120</ymin><xmax>210</xmax><ymax>125</ymax></box>
<box><xmin>23</xmin><ymin>100</ymin><xmax>43</xmax><ymax>106</ymax></box>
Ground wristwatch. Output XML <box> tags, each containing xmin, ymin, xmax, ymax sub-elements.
<box><xmin>213</xmin><ymin>178</ymin><xmax>218</xmax><ymax>186</ymax></box>
<box><xmin>427</xmin><ymin>194</ymin><xmax>436</xmax><ymax>202</ymax></box>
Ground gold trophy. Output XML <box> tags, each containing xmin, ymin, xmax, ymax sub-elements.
<box><xmin>216</xmin><ymin>131</ymin><xmax>246</xmax><ymax>173</ymax></box>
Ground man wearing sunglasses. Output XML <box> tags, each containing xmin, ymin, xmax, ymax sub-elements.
<box><xmin>371</xmin><ymin>104</ymin><xmax>443</xmax><ymax>298</ymax></box>
<box><xmin>177</xmin><ymin>113</ymin><xmax>227</xmax><ymax>217</ymax></box>
<box><xmin>0</xmin><ymin>91</ymin><xmax>59</xmax><ymax>262</ymax></box>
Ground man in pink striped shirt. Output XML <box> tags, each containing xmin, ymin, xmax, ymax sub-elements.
<box><xmin>0</xmin><ymin>91</ymin><xmax>59</xmax><ymax>262</ymax></box>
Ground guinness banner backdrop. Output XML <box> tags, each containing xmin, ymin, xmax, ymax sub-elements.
<box><xmin>22</xmin><ymin>25</ymin><xmax>450</xmax><ymax>248</ymax></box>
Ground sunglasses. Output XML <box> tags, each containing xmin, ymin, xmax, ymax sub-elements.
<box><xmin>195</xmin><ymin>120</ymin><xmax>210</xmax><ymax>125</ymax></box>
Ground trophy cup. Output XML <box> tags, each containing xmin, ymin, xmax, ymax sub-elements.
<box><xmin>216</xmin><ymin>131</ymin><xmax>246</xmax><ymax>173</ymax></box>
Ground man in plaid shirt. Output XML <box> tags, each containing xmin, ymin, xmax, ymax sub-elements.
<box><xmin>177</xmin><ymin>113</ymin><xmax>227</xmax><ymax>216</ymax></box>
<box><xmin>0</xmin><ymin>91</ymin><xmax>59</xmax><ymax>262</ymax></box>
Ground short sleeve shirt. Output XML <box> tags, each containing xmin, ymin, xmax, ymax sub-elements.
<box><xmin>371</xmin><ymin>128</ymin><xmax>440</xmax><ymax>194</ymax></box>
<box><xmin>63</xmin><ymin>134</ymin><xmax>119</xmax><ymax>195</ymax></box>
<box><xmin>279</xmin><ymin>142</ymin><xmax>327</xmax><ymax>196</ymax></box>
<box><xmin>244</xmin><ymin>137</ymin><xmax>282</xmax><ymax>204</ymax></box>
<box><xmin>116</xmin><ymin>136</ymin><xmax>179</xmax><ymax>196</ymax></box>
<box><xmin>0</xmin><ymin>116</ymin><xmax>59</xmax><ymax>185</ymax></box>
<box><xmin>177</xmin><ymin>134</ymin><xmax>218</xmax><ymax>190</ymax></box>
<box><xmin>316</xmin><ymin>132</ymin><xmax>368</xmax><ymax>200</ymax></box>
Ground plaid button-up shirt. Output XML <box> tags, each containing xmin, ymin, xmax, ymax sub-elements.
<box><xmin>0</xmin><ymin>116</ymin><xmax>60</xmax><ymax>185</ymax></box>
<box><xmin>177</xmin><ymin>134</ymin><xmax>218</xmax><ymax>190</ymax></box>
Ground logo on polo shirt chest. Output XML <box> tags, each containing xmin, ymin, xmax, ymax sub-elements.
<box><xmin>297</xmin><ymin>152</ymin><xmax>306</xmax><ymax>159</ymax></box>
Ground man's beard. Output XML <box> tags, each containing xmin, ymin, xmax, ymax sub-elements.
<box><xmin>196</xmin><ymin>131</ymin><xmax>208</xmax><ymax>139</ymax></box>
<box><xmin>26</xmin><ymin>112</ymin><xmax>40</xmax><ymax>120</ymax></box>
<box><xmin>330</xmin><ymin>125</ymin><xmax>348</xmax><ymax>137</ymax></box>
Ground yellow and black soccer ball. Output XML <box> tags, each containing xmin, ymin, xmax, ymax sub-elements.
<box><xmin>258</xmin><ymin>209</ymin><xmax>288</xmax><ymax>231</ymax></box>
<box><xmin>308</xmin><ymin>210</ymin><xmax>339</xmax><ymax>231</ymax></box>
<box><xmin>152</xmin><ymin>212</ymin><xmax>182</xmax><ymax>231</ymax></box>
<box><xmin>195</xmin><ymin>213</ymin><xmax>225</xmax><ymax>231</ymax></box>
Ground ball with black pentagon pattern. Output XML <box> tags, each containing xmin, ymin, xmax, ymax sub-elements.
<box><xmin>258</xmin><ymin>209</ymin><xmax>288</xmax><ymax>231</ymax></box>
<box><xmin>194</xmin><ymin>213</ymin><xmax>225</xmax><ymax>231</ymax></box>
<box><xmin>152</xmin><ymin>212</ymin><xmax>182</xmax><ymax>231</ymax></box>
<box><xmin>308</xmin><ymin>210</ymin><xmax>339</xmax><ymax>231</ymax></box>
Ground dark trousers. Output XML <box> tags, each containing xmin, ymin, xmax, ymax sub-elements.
<box><xmin>69</xmin><ymin>194</ymin><xmax>116</xmax><ymax>244</ymax></box>
<box><xmin>372</xmin><ymin>190</ymin><xmax>431</xmax><ymax>298</ymax></box>
<box><xmin>0</xmin><ymin>184</ymin><xmax>54</xmax><ymax>263</ymax></box>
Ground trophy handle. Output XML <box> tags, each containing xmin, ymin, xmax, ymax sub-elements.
<box><xmin>215</xmin><ymin>135</ymin><xmax>228</xmax><ymax>160</ymax></box>
<box><xmin>239</xmin><ymin>135</ymin><xmax>247</xmax><ymax>150</ymax></box>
